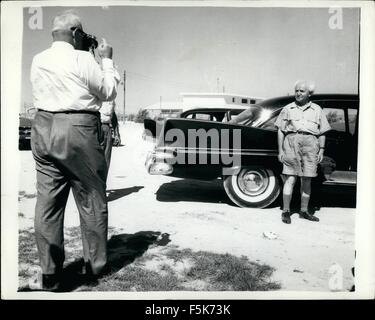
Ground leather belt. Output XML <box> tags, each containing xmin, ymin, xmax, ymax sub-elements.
<box><xmin>286</xmin><ymin>131</ymin><xmax>316</xmax><ymax>136</ymax></box>
<box><xmin>296</xmin><ymin>131</ymin><xmax>314</xmax><ymax>136</ymax></box>
<box><xmin>38</xmin><ymin>109</ymin><xmax>99</xmax><ymax>116</ymax></box>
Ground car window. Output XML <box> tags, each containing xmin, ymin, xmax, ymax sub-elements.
<box><xmin>195</xmin><ymin>113</ymin><xmax>217</xmax><ymax>121</ymax></box>
<box><xmin>228</xmin><ymin>112</ymin><xmax>242</xmax><ymax>122</ymax></box>
<box><xmin>185</xmin><ymin>113</ymin><xmax>219</xmax><ymax>121</ymax></box>
<box><xmin>323</xmin><ymin>108</ymin><xmax>346</xmax><ymax>132</ymax></box>
<box><xmin>229</xmin><ymin>114</ymin><xmax>240</xmax><ymax>122</ymax></box>
<box><xmin>348</xmin><ymin>108</ymin><xmax>358</xmax><ymax>135</ymax></box>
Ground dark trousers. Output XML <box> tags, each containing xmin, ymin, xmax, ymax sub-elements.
<box><xmin>101</xmin><ymin>123</ymin><xmax>113</xmax><ymax>170</ymax></box>
<box><xmin>31</xmin><ymin>111</ymin><xmax>108</xmax><ymax>276</ymax></box>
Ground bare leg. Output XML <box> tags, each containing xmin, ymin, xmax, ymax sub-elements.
<box><xmin>283</xmin><ymin>175</ymin><xmax>297</xmax><ymax>212</ymax></box>
<box><xmin>299</xmin><ymin>177</ymin><xmax>319</xmax><ymax>221</ymax></box>
<box><xmin>300</xmin><ymin>177</ymin><xmax>311</xmax><ymax>212</ymax></box>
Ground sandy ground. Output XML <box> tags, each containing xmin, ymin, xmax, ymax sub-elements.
<box><xmin>18</xmin><ymin>122</ymin><xmax>356</xmax><ymax>292</ymax></box>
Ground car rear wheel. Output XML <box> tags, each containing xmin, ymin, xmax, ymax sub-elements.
<box><xmin>223</xmin><ymin>167</ymin><xmax>281</xmax><ymax>208</ymax></box>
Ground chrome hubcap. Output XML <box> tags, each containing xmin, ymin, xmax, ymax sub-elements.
<box><xmin>237</xmin><ymin>169</ymin><xmax>269</xmax><ymax>196</ymax></box>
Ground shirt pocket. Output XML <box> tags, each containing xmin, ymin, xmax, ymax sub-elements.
<box><xmin>305</xmin><ymin>118</ymin><xmax>319</xmax><ymax>132</ymax></box>
<box><xmin>287</xmin><ymin>114</ymin><xmax>301</xmax><ymax>131</ymax></box>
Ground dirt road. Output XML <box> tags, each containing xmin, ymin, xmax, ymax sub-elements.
<box><xmin>18</xmin><ymin>122</ymin><xmax>355</xmax><ymax>291</ymax></box>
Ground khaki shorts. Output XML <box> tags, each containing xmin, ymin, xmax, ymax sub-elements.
<box><xmin>282</xmin><ymin>133</ymin><xmax>319</xmax><ymax>177</ymax></box>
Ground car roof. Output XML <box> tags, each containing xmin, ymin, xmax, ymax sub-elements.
<box><xmin>247</xmin><ymin>94</ymin><xmax>359</xmax><ymax>127</ymax></box>
<box><xmin>181</xmin><ymin>107</ymin><xmax>247</xmax><ymax>114</ymax></box>
<box><xmin>257</xmin><ymin>94</ymin><xmax>358</xmax><ymax>108</ymax></box>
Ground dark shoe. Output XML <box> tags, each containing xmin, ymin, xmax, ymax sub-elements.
<box><xmin>42</xmin><ymin>274</ymin><xmax>61</xmax><ymax>291</ymax></box>
<box><xmin>83</xmin><ymin>273</ymin><xmax>99</xmax><ymax>287</ymax></box>
<box><xmin>83</xmin><ymin>262</ymin><xmax>105</xmax><ymax>286</ymax></box>
<box><xmin>299</xmin><ymin>211</ymin><xmax>319</xmax><ymax>222</ymax></box>
<box><xmin>29</xmin><ymin>272</ymin><xmax>60</xmax><ymax>292</ymax></box>
<box><xmin>281</xmin><ymin>211</ymin><xmax>291</xmax><ymax>224</ymax></box>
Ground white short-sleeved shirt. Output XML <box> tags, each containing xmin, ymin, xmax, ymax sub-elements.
<box><xmin>30</xmin><ymin>41</ymin><xmax>119</xmax><ymax>112</ymax></box>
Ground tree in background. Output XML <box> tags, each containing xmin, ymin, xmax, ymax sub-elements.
<box><xmin>134</xmin><ymin>109</ymin><xmax>149</xmax><ymax>123</ymax></box>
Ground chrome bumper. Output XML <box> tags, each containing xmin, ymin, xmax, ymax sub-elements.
<box><xmin>145</xmin><ymin>150</ymin><xmax>174</xmax><ymax>175</ymax></box>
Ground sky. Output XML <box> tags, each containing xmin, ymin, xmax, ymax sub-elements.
<box><xmin>21</xmin><ymin>5</ymin><xmax>360</xmax><ymax>115</ymax></box>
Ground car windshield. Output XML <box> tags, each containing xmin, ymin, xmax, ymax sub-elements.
<box><xmin>242</xmin><ymin>96</ymin><xmax>294</xmax><ymax>127</ymax></box>
<box><xmin>250</xmin><ymin>108</ymin><xmax>280</xmax><ymax>127</ymax></box>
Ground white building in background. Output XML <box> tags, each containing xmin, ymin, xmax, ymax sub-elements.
<box><xmin>142</xmin><ymin>101</ymin><xmax>183</xmax><ymax>120</ymax></box>
<box><xmin>180</xmin><ymin>92</ymin><xmax>264</xmax><ymax>111</ymax></box>
<box><xmin>142</xmin><ymin>92</ymin><xmax>264</xmax><ymax>119</ymax></box>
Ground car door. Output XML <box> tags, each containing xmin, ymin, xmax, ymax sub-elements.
<box><xmin>316</xmin><ymin>99</ymin><xmax>358</xmax><ymax>185</ymax></box>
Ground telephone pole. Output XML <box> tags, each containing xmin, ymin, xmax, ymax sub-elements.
<box><xmin>123</xmin><ymin>70</ymin><xmax>126</xmax><ymax>124</ymax></box>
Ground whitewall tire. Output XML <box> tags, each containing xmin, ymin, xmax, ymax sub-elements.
<box><xmin>223</xmin><ymin>167</ymin><xmax>281</xmax><ymax>208</ymax></box>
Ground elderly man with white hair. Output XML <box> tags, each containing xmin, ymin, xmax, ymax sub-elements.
<box><xmin>274</xmin><ymin>80</ymin><xmax>331</xmax><ymax>224</ymax></box>
<box><xmin>30</xmin><ymin>10</ymin><xmax>119</xmax><ymax>291</ymax></box>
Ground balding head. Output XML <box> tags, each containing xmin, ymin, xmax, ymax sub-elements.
<box><xmin>52</xmin><ymin>10</ymin><xmax>82</xmax><ymax>32</ymax></box>
<box><xmin>51</xmin><ymin>10</ymin><xmax>83</xmax><ymax>45</ymax></box>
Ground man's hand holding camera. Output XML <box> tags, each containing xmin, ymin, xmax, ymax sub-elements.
<box><xmin>98</xmin><ymin>38</ymin><xmax>113</xmax><ymax>59</ymax></box>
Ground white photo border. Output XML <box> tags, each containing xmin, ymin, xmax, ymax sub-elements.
<box><xmin>1</xmin><ymin>0</ymin><xmax>374</xmax><ymax>300</ymax></box>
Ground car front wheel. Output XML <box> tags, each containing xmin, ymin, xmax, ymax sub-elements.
<box><xmin>223</xmin><ymin>167</ymin><xmax>281</xmax><ymax>208</ymax></box>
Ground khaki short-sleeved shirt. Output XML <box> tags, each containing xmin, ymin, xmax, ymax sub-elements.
<box><xmin>274</xmin><ymin>101</ymin><xmax>331</xmax><ymax>135</ymax></box>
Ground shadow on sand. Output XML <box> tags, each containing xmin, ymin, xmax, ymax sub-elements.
<box><xmin>18</xmin><ymin>231</ymin><xmax>170</xmax><ymax>292</ymax></box>
<box><xmin>156</xmin><ymin>179</ymin><xmax>233</xmax><ymax>205</ymax></box>
<box><xmin>156</xmin><ymin>178</ymin><xmax>356</xmax><ymax>211</ymax></box>
<box><xmin>106</xmin><ymin>186</ymin><xmax>144</xmax><ymax>202</ymax></box>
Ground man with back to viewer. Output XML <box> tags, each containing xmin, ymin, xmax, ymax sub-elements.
<box><xmin>30</xmin><ymin>10</ymin><xmax>119</xmax><ymax>290</ymax></box>
<box><xmin>275</xmin><ymin>80</ymin><xmax>331</xmax><ymax>224</ymax></box>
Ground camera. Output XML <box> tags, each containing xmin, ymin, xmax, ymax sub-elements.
<box><xmin>71</xmin><ymin>27</ymin><xmax>98</xmax><ymax>52</ymax></box>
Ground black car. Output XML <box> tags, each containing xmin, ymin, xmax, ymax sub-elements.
<box><xmin>146</xmin><ymin>94</ymin><xmax>359</xmax><ymax>208</ymax></box>
<box><xmin>143</xmin><ymin>107</ymin><xmax>247</xmax><ymax>140</ymax></box>
<box><xmin>19</xmin><ymin>116</ymin><xmax>33</xmax><ymax>150</ymax></box>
